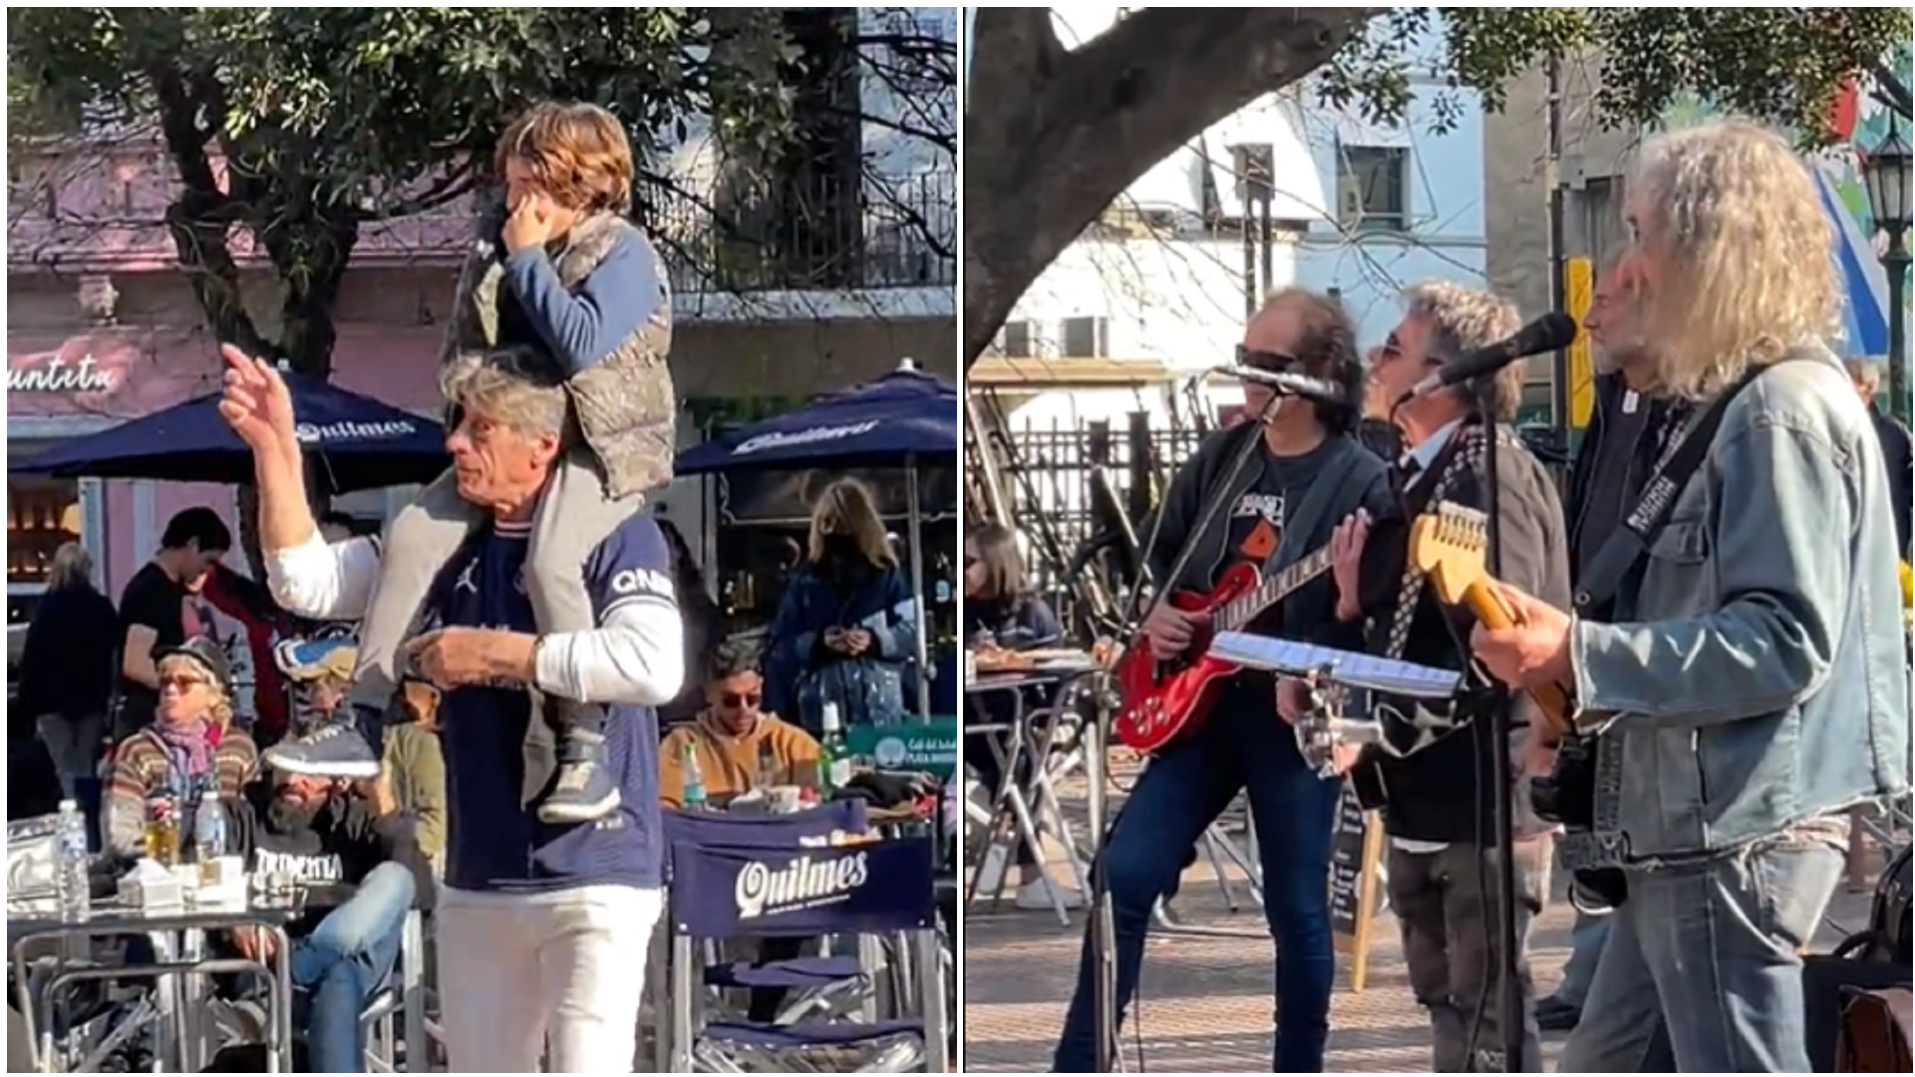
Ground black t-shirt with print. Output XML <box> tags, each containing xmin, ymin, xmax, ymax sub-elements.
<box><xmin>1224</xmin><ymin>438</ymin><xmax>1344</xmax><ymax>573</ymax></box>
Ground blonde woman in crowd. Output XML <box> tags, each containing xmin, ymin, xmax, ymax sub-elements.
<box><xmin>765</xmin><ymin>478</ymin><xmax>919</xmax><ymax>732</ymax></box>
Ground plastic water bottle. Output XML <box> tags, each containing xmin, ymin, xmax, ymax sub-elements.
<box><xmin>194</xmin><ymin>779</ymin><xmax>228</xmax><ymax>876</ymax></box>
<box><xmin>55</xmin><ymin>799</ymin><xmax>91</xmax><ymax>922</ymax></box>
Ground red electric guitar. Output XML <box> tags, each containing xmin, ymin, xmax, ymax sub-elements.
<box><xmin>1113</xmin><ymin>542</ymin><xmax>1339</xmax><ymax>753</ymax></box>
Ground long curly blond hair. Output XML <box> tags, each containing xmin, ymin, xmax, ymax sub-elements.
<box><xmin>1628</xmin><ymin>121</ymin><xmax>1843</xmax><ymax>400</ymax></box>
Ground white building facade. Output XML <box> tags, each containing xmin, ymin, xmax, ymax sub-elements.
<box><xmin>986</xmin><ymin>8</ymin><xmax>1488</xmax><ymax>433</ymax></box>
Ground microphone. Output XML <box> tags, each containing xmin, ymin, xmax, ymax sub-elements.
<box><xmin>1393</xmin><ymin>311</ymin><xmax>1580</xmax><ymax>407</ymax></box>
<box><xmin>1216</xmin><ymin>365</ymin><xmax>1348</xmax><ymax>403</ymax></box>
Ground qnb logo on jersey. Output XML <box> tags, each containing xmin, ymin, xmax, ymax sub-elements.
<box><xmin>735</xmin><ymin>850</ymin><xmax>869</xmax><ymax>921</ymax></box>
<box><xmin>611</xmin><ymin>568</ymin><xmax>674</xmax><ymax>599</ymax></box>
<box><xmin>294</xmin><ymin>419</ymin><xmax>417</xmax><ymax>445</ymax></box>
<box><xmin>734</xmin><ymin>421</ymin><xmax>879</xmax><ymax>456</ymax></box>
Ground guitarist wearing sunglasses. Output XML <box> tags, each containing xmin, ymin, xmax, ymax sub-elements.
<box><xmin>1052</xmin><ymin>287</ymin><xmax>1394</xmax><ymax>1074</ymax></box>
<box><xmin>1292</xmin><ymin>280</ymin><xmax>1572</xmax><ymax>1073</ymax></box>
<box><xmin>1470</xmin><ymin>122</ymin><xmax>1909</xmax><ymax>1074</ymax></box>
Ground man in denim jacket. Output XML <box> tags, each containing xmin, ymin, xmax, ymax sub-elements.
<box><xmin>1471</xmin><ymin>120</ymin><xmax>1911</xmax><ymax>1073</ymax></box>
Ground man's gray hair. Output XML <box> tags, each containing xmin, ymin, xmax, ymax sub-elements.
<box><xmin>1401</xmin><ymin>280</ymin><xmax>1526</xmax><ymax>422</ymax></box>
<box><xmin>439</xmin><ymin>347</ymin><xmax>572</xmax><ymax>439</ymax></box>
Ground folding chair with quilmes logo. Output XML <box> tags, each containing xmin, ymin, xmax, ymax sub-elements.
<box><xmin>662</xmin><ymin>807</ymin><xmax>948</xmax><ymax>1073</ymax></box>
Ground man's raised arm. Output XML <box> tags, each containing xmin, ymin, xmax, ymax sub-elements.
<box><xmin>217</xmin><ymin>344</ymin><xmax>381</xmax><ymax>621</ymax></box>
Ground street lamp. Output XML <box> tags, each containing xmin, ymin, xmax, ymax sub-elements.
<box><xmin>1864</xmin><ymin>122</ymin><xmax>1912</xmax><ymax>426</ymax></box>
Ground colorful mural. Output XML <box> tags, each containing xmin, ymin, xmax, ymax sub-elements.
<box><xmin>1660</xmin><ymin>47</ymin><xmax>1912</xmax><ymax>362</ymax></box>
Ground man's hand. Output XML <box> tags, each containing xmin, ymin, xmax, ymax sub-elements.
<box><xmin>1329</xmin><ymin>509</ymin><xmax>1370</xmax><ymax>623</ymax></box>
<box><xmin>217</xmin><ymin>344</ymin><xmax>297</xmax><ymax>461</ymax></box>
<box><xmin>1469</xmin><ymin>580</ymin><xmax>1573</xmax><ymax>691</ymax></box>
<box><xmin>1140</xmin><ymin>603</ymin><xmax>1207</xmax><ymax>661</ymax></box>
<box><xmin>503</xmin><ymin>194</ymin><xmax>556</xmax><ymax>255</ymax></box>
<box><xmin>824</xmin><ymin>627</ymin><xmax>852</xmax><ymax>655</ymax></box>
<box><xmin>230</xmin><ymin>926</ymin><xmax>278</xmax><ymax>963</ymax></box>
<box><xmin>406</xmin><ymin>627</ymin><xmax>533</xmax><ymax>688</ymax></box>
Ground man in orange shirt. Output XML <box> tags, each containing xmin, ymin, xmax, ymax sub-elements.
<box><xmin>660</xmin><ymin>637</ymin><xmax>820</xmax><ymax>807</ymax></box>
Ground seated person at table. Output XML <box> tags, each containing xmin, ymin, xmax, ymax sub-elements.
<box><xmin>104</xmin><ymin>638</ymin><xmax>259</xmax><ymax>858</ymax></box>
<box><xmin>216</xmin><ymin>763</ymin><xmax>430</xmax><ymax>1074</ymax></box>
<box><xmin>382</xmin><ymin>679</ymin><xmax>449</xmax><ymax>871</ymax></box>
<box><xmin>660</xmin><ymin>638</ymin><xmax>821</xmax><ymax>807</ymax></box>
<box><xmin>962</xmin><ymin>523</ymin><xmax>1076</xmax><ymax>910</ymax></box>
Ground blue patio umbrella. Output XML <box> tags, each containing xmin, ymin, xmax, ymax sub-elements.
<box><xmin>675</xmin><ymin>360</ymin><xmax>957</xmax><ymax>718</ymax></box>
<box><xmin>9</xmin><ymin>369</ymin><xmax>449</xmax><ymax>494</ymax></box>
<box><xmin>674</xmin><ymin>362</ymin><xmax>957</xmax><ymax>474</ymax></box>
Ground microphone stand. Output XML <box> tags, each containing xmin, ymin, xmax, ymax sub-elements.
<box><xmin>1477</xmin><ymin>408</ymin><xmax>1525</xmax><ymax>1074</ymax></box>
<box><xmin>1091</xmin><ymin>393</ymin><xmax>1288</xmax><ymax>1073</ymax></box>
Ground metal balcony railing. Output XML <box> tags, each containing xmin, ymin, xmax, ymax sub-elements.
<box><xmin>638</xmin><ymin>168</ymin><xmax>955</xmax><ymax>293</ymax></box>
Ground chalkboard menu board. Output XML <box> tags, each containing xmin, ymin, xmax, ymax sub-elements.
<box><xmin>1327</xmin><ymin>780</ymin><xmax>1383</xmax><ymax>993</ymax></box>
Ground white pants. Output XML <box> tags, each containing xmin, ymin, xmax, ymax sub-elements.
<box><xmin>438</xmin><ymin>884</ymin><xmax>663</xmax><ymax>1073</ymax></box>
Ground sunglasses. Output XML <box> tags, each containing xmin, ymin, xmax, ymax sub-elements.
<box><xmin>1236</xmin><ymin>345</ymin><xmax>1299</xmax><ymax>372</ymax></box>
<box><xmin>721</xmin><ymin>692</ymin><xmax>762</xmax><ymax>709</ymax></box>
<box><xmin>160</xmin><ymin>674</ymin><xmax>207</xmax><ymax>692</ymax></box>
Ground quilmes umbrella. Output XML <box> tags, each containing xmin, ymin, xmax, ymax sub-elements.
<box><xmin>676</xmin><ymin>360</ymin><xmax>957</xmax><ymax>717</ymax></box>
<box><xmin>674</xmin><ymin>361</ymin><xmax>956</xmax><ymax>474</ymax></box>
<box><xmin>10</xmin><ymin>368</ymin><xmax>449</xmax><ymax>494</ymax></box>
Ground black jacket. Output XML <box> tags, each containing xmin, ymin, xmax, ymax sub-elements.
<box><xmin>224</xmin><ymin>783</ymin><xmax>433</xmax><ymax>936</ymax></box>
<box><xmin>1869</xmin><ymin>407</ymin><xmax>1913</xmax><ymax>558</ymax></box>
<box><xmin>1144</xmin><ymin>424</ymin><xmax>1393</xmax><ymax>646</ymax></box>
<box><xmin>17</xmin><ymin>584</ymin><xmax>120</xmax><ymax>723</ymax></box>
<box><xmin>1353</xmin><ymin>423</ymin><xmax>1571</xmax><ymax>845</ymax></box>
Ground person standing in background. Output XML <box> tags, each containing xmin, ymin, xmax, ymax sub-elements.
<box><xmin>1845</xmin><ymin>358</ymin><xmax>1912</xmax><ymax>558</ymax></box>
<box><xmin>21</xmin><ymin>543</ymin><xmax>120</xmax><ymax>801</ymax></box>
<box><xmin>765</xmin><ymin>478</ymin><xmax>918</xmax><ymax>733</ymax></box>
<box><xmin>115</xmin><ymin>508</ymin><xmax>232</xmax><ymax>742</ymax></box>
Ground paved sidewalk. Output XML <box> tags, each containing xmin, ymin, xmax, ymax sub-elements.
<box><xmin>961</xmin><ymin>817</ymin><xmax>1880</xmax><ymax>1073</ymax></box>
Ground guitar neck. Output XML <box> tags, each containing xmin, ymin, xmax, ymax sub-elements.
<box><xmin>1217</xmin><ymin>545</ymin><xmax>1336</xmax><ymax>631</ymax></box>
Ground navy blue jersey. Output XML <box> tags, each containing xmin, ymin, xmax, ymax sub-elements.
<box><xmin>427</xmin><ymin>513</ymin><xmax>676</xmax><ymax>892</ymax></box>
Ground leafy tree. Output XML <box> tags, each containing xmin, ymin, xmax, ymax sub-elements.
<box><xmin>9</xmin><ymin>7</ymin><xmax>955</xmax><ymax>378</ymax></box>
<box><xmin>965</xmin><ymin>6</ymin><xmax>1913</xmax><ymax>367</ymax></box>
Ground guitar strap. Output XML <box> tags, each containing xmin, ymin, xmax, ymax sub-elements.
<box><xmin>1571</xmin><ymin>351</ymin><xmax>1822</xmax><ymax>619</ymax></box>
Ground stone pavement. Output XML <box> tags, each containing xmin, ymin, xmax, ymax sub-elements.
<box><xmin>960</xmin><ymin>821</ymin><xmax>1881</xmax><ymax>1073</ymax></box>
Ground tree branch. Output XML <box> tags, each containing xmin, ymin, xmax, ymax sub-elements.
<box><xmin>150</xmin><ymin>67</ymin><xmax>266</xmax><ymax>356</ymax></box>
<box><xmin>963</xmin><ymin>7</ymin><xmax>1382</xmax><ymax>366</ymax></box>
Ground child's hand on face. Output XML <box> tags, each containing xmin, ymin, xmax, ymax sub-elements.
<box><xmin>503</xmin><ymin>193</ymin><xmax>557</xmax><ymax>255</ymax></box>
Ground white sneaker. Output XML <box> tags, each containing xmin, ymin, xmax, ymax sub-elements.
<box><xmin>1015</xmin><ymin>878</ymin><xmax>1084</xmax><ymax>910</ymax></box>
<box><xmin>974</xmin><ymin>845</ymin><xmax>1009</xmax><ymax>897</ymax></box>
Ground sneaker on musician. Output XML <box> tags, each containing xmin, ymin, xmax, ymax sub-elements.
<box><xmin>1016</xmin><ymin>878</ymin><xmax>1084</xmax><ymax>910</ymax></box>
<box><xmin>537</xmin><ymin>727</ymin><xmax>622</xmax><ymax>824</ymax></box>
<box><xmin>262</xmin><ymin>721</ymin><xmax>381</xmax><ymax>779</ymax></box>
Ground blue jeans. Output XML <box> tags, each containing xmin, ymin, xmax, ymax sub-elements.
<box><xmin>296</xmin><ymin>861</ymin><xmax>414</xmax><ymax>1073</ymax></box>
<box><xmin>1561</xmin><ymin>836</ymin><xmax>1841</xmax><ymax>1072</ymax></box>
<box><xmin>1053</xmin><ymin>691</ymin><xmax>1342</xmax><ymax>1072</ymax></box>
<box><xmin>1554</xmin><ymin>908</ymin><xmax>1609</xmax><ymax>1010</ymax></box>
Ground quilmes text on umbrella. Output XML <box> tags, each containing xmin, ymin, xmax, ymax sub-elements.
<box><xmin>735</xmin><ymin>420</ymin><xmax>881</xmax><ymax>456</ymax></box>
<box><xmin>9</xmin><ymin>355</ymin><xmax>118</xmax><ymax>394</ymax></box>
<box><xmin>294</xmin><ymin>420</ymin><xmax>419</xmax><ymax>445</ymax></box>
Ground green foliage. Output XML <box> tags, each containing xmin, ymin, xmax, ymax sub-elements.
<box><xmin>7</xmin><ymin>7</ymin><xmax>799</xmax><ymax>372</ymax></box>
<box><xmin>1316</xmin><ymin>7</ymin><xmax>1912</xmax><ymax>144</ymax></box>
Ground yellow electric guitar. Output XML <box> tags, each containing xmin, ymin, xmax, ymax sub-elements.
<box><xmin>1405</xmin><ymin>501</ymin><xmax>1576</xmax><ymax>735</ymax></box>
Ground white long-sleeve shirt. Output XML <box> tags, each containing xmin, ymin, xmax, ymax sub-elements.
<box><xmin>266</xmin><ymin>531</ymin><xmax>684</xmax><ymax>706</ymax></box>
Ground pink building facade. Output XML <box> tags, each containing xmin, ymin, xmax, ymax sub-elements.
<box><xmin>8</xmin><ymin>141</ymin><xmax>956</xmax><ymax>619</ymax></box>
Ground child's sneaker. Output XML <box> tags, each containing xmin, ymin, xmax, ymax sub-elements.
<box><xmin>538</xmin><ymin>724</ymin><xmax>621</xmax><ymax>824</ymax></box>
<box><xmin>263</xmin><ymin>721</ymin><xmax>382</xmax><ymax>780</ymax></box>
